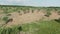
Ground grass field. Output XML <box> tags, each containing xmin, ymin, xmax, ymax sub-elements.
<box><xmin>0</xmin><ymin>5</ymin><xmax>60</xmax><ymax>34</ymax></box>
<box><xmin>22</xmin><ymin>20</ymin><xmax>60</xmax><ymax>34</ymax></box>
<box><xmin>0</xmin><ymin>20</ymin><xmax>60</xmax><ymax>34</ymax></box>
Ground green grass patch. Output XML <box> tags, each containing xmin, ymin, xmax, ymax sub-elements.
<box><xmin>0</xmin><ymin>25</ymin><xmax>22</xmax><ymax>34</ymax></box>
<box><xmin>22</xmin><ymin>20</ymin><xmax>60</xmax><ymax>34</ymax></box>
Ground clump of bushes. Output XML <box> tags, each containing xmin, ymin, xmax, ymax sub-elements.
<box><xmin>2</xmin><ymin>16</ymin><xmax>13</xmax><ymax>24</ymax></box>
<box><xmin>24</xmin><ymin>11</ymin><xmax>27</xmax><ymax>14</ymax></box>
<box><xmin>18</xmin><ymin>11</ymin><xmax>22</xmax><ymax>15</ymax></box>
<box><xmin>0</xmin><ymin>25</ymin><xmax>22</xmax><ymax>34</ymax></box>
<box><xmin>6</xmin><ymin>18</ymin><xmax>13</xmax><ymax>24</ymax></box>
<box><xmin>44</xmin><ymin>12</ymin><xmax>51</xmax><ymax>17</ymax></box>
<box><xmin>6</xmin><ymin>14</ymin><xmax>11</xmax><ymax>16</ymax></box>
<box><xmin>44</xmin><ymin>8</ymin><xmax>52</xmax><ymax>17</ymax></box>
<box><xmin>54</xmin><ymin>18</ymin><xmax>60</xmax><ymax>23</ymax></box>
<box><xmin>57</xmin><ymin>11</ymin><xmax>60</xmax><ymax>15</ymax></box>
<box><xmin>22</xmin><ymin>9</ymin><xmax>27</xmax><ymax>14</ymax></box>
<box><xmin>32</xmin><ymin>9</ymin><xmax>34</xmax><ymax>13</ymax></box>
<box><xmin>2</xmin><ymin>16</ymin><xmax>9</xmax><ymax>23</ymax></box>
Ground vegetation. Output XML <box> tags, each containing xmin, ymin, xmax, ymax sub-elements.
<box><xmin>6</xmin><ymin>14</ymin><xmax>11</xmax><ymax>16</ymax></box>
<box><xmin>54</xmin><ymin>18</ymin><xmax>60</xmax><ymax>23</ymax></box>
<box><xmin>22</xmin><ymin>20</ymin><xmax>60</xmax><ymax>34</ymax></box>
<box><xmin>44</xmin><ymin>11</ymin><xmax>51</xmax><ymax>17</ymax></box>
<box><xmin>2</xmin><ymin>16</ymin><xmax>13</xmax><ymax>25</ymax></box>
<box><xmin>57</xmin><ymin>11</ymin><xmax>60</xmax><ymax>15</ymax></box>
<box><xmin>0</xmin><ymin>25</ymin><xmax>22</xmax><ymax>34</ymax></box>
<box><xmin>0</xmin><ymin>5</ymin><xmax>60</xmax><ymax>34</ymax></box>
<box><xmin>0</xmin><ymin>20</ymin><xmax>60</xmax><ymax>34</ymax></box>
<box><xmin>2</xmin><ymin>16</ymin><xmax>9</xmax><ymax>23</ymax></box>
<box><xmin>0</xmin><ymin>5</ymin><xmax>60</xmax><ymax>14</ymax></box>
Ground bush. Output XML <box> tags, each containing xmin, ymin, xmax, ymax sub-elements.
<box><xmin>2</xmin><ymin>16</ymin><xmax>9</xmax><ymax>24</ymax></box>
<box><xmin>17</xmin><ymin>11</ymin><xmax>22</xmax><ymax>15</ymax></box>
<box><xmin>44</xmin><ymin>8</ymin><xmax>52</xmax><ymax>17</ymax></box>
<box><xmin>24</xmin><ymin>11</ymin><xmax>26</xmax><ymax>14</ymax></box>
<box><xmin>6</xmin><ymin>19</ymin><xmax>13</xmax><ymax>24</ymax></box>
<box><xmin>32</xmin><ymin>10</ymin><xmax>34</xmax><ymax>13</ymax></box>
<box><xmin>0</xmin><ymin>25</ymin><xmax>22</xmax><ymax>34</ymax></box>
<box><xmin>54</xmin><ymin>18</ymin><xmax>60</xmax><ymax>23</ymax></box>
<box><xmin>57</xmin><ymin>11</ymin><xmax>60</xmax><ymax>15</ymax></box>
<box><xmin>6</xmin><ymin>14</ymin><xmax>11</xmax><ymax>16</ymax></box>
<box><xmin>44</xmin><ymin>12</ymin><xmax>51</xmax><ymax>17</ymax></box>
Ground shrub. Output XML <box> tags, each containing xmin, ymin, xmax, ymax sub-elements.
<box><xmin>6</xmin><ymin>14</ymin><xmax>11</xmax><ymax>16</ymax></box>
<box><xmin>44</xmin><ymin>8</ymin><xmax>52</xmax><ymax>17</ymax></box>
<box><xmin>0</xmin><ymin>25</ymin><xmax>22</xmax><ymax>34</ymax></box>
<box><xmin>6</xmin><ymin>18</ymin><xmax>13</xmax><ymax>24</ymax></box>
<box><xmin>24</xmin><ymin>11</ymin><xmax>26</xmax><ymax>14</ymax></box>
<box><xmin>57</xmin><ymin>11</ymin><xmax>60</xmax><ymax>15</ymax></box>
<box><xmin>2</xmin><ymin>16</ymin><xmax>13</xmax><ymax>24</ymax></box>
<box><xmin>2</xmin><ymin>16</ymin><xmax>9</xmax><ymax>23</ymax></box>
<box><xmin>54</xmin><ymin>18</ymin><xmax>60</xmax><ymax>23</ymax></box>
<box><xmin>18</xmin><ymin>11</ymin><xmax>22</xmax><ymax>15</ymax></box>
<box><xmin>32</xmin><ymin>9</ymin><xmax>34</xmax><ymax>13</ymax></box>
<box><xmin>44</xmin><ymin>12</ymin><xmax>51</xmax><ymax>17</ymax></box>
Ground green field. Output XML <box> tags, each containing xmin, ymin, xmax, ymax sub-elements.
<box><xmin>22</xmin><ymin>20</ymin><xmax>60</xmax><ymax>34</ymax></box>
<box><xmin>0</xmin><ymin>20</ymin><xmax>60</xmax><ymax>34</ymax></box>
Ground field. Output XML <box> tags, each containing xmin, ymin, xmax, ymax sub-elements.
<box><xmin>0</xmin><ymin>5</ymin><xmax>60</xmax><ymax>34</ymax></box>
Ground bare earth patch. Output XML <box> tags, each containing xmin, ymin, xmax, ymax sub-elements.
<box><xmin>0</xmin><ymin>9</ymin><xmax>59</xmax><ymax>26</ymax></box>
<box><xmin>7</xmin><ymin>11</ymin><xmax>45</xmax><ymax>26</ymax></box>
<box><xmin>6</xmin><ymin>10</ymin><xmax>60</xmax><ymax>26</ymax></box>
